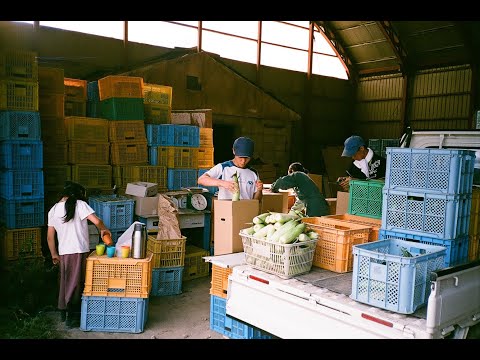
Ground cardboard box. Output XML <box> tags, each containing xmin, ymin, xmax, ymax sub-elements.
<box><xmin>125</xmin><ymin>182</ymin><xmax>158</xmax><ymax>197</ymax></box>
<box><xmin>325</xmin><ymin>198</ymin><xmax>337</xmax><ymax>215</ymax></box>
<box><xmin>261</xmin><ymin>192</ymin><xmax>288</xmax><ymax>213</ymax></box>
<box><xmin>126</xmin><ymin>194</ymin><xmax>159</xmax><ymax>215</ymax></box>
<box><xmin>137</xmin><ymin>214</ymin><xmax>159</xmax><ymax>232</ymax></box>
<box><xmin>171</xmin><ymin>109</ymin><xmax>212</xmax><ymax>128</ymax></box>
<box><xmin>336</xmin><ymin>191</ymin><xmax>350</xmax><ymax>215</ymax></box>
<box><xmin>308</xmin><ymin>174</ymin><xmax>323</xmax><ymax>193</ymax></box>
<box><xmin>213</xmin><ymin>199</ymin><xmax>259</xmax><ymax>256</ymax></box>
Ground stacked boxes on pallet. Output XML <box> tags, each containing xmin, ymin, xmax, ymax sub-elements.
<box><xmin>350</xmin><ymin>147</ymin><xmax>476</xmax><ymax>314</ymax></box>
<box><xmin>80</xmin><ymin>250</ymin><xmax>153</xmax><ymax>333</ymax></box>
<box><xmin>146</xmin><ymin>234</ymin><xmax>187</xmax><ymax>296</ymax></box>
<box><xmin>0</xmin><ymin>49</ymin><xmax>44</xmax><ymax>262</ymax></box>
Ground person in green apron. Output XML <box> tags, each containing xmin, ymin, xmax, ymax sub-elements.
<box><xmin>269</xmin><ymin>162</ymin><xmax>329</xmax><ymax>217</ymax></box>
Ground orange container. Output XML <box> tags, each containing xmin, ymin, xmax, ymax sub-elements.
<box><xmin>323</xmin><ymin>213</ymin><xmax>381</xmax><ymax>242</ymax></box>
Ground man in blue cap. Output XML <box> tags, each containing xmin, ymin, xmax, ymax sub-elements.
<box><xmin>337</xmin><ymin>135</ymin><xmax>386</xmax><ymax>191</ymax></box>
<box><xmin>198</xmin><ymin>136</ymin><xmax>263</xmax><ymax>201</ymax></box>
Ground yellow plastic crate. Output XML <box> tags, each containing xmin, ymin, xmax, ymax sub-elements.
<box><xmin>43</xmin><ymin>165</ymin><xmax>71</xmax><ymax>190</ymax></box>
<box><xmin>154</xmin><ymin>146</ymin><xmax>198</xmax><ymax>169</ymax></box>
<box><xmin>144</xmin><ymin>103</ymin><xmax>171</xmax><ymax>124</ymax></box>
<box><xmin>470</xmin><ymin>188</ymin><xmax>480</xmax><ymax>238</ymax></box>
<box><xmin>1</xmin><ymin>227</ymin><xmax>43</xmax><ymax>261</ymax></box>
<box><xmin>98</xmin><ymin>75</ymin><xmax>144</xmax><ymax>101</ymax></box>
<box><xmin>67</xmin><ymin>140</ymin><xmax>110</xmax><ymax>165</ymax></box>
<box><xmin>146</xmin><ymin>235</ymin><xmax>186</xmax><ymax>268</ymax></box>
<box><xmin>197</xmin><ymin>147</ymin><xmax>214</xmax><ymax>169</ymax></box>
<box><xmin>64</xmin><ymin>98</ymin><xmax>86</xmax><ymax>117</ymax></box>
<box><xmin>71</xmin><ymin>164</ymin><xmax>112</xmax><ymax>189</ymax></box>
<box><xmin>143</xmin><ymin>83</ymin><xmax>172</xmax><ymax>107</ymax></box>
<box><xmin>323</xmin><ymin>214</ymin><xmax>381</xmax><ymax>242</ymax></box>
<box><xmin>64</xmin><ymin>77</ymin><xmax>87</xmax><ymax>100</ymax></box>
<box><xmin>469</xmin><ymin>235</ymin><xmax>479</xmax><ymax>261</ymax></box>
<box><xmin>183</xmin><ymin>245</ymin><xmax>209</xmax><ymax>281</ymax></box>
<box><xmin>0</xmin><ymin>49</ymin><xmax>38</xmax><ymax>81</ymax></box>
<box><xmin>65</xmin><ymin>116</ymin><xmax>109</xmax><ymax>142</ymax></box>
<box><xmin>199</xmin><ymin>128</ymin><xmax>213</xmax><ymax>148</ymax></box>
<box><xmin>43</xmin><ymin>142</ymin><xmax>68</xmax><ymax>166</ymax></box>
<box><xmin>108</xmin><ymin>120</ymin><xmax>146</xmax><ymax>142</ymax></box>
<box><xmin>302</xmin><ymin>217</ymin><xmax>371</xmax><ymax>273</ymax></box>
<box><xmin>39</xmin><ymin>93</ymin><xmax>64</xmax><ymax>117</ymax></box>
<box><xmin>115</xmin><ymin>165</ymin><xmax>167</xmax><ymax>190</ymax></box>
<box><xmin>38</xmin><ymin>66</ymin><xmax>64</xmax><ymax>94</ymax></box>
<box><xmin>83</xmin><ymin>251</ymin><xmax>152</xmax><ymax>298</ymax></box>
<box><xmin>110</xmin><ymin>141</ymin><xmax>148</xmax><ymax>166</ymax></box>
<box><xmin>210</xmin><ymin>264</ymin><xmax>233</xmax><ymax>299</ymax></box>
<box><xmin>0</xmin><ymin>79</ymin><xmax>38</xmax><ymax>111</ymax></box>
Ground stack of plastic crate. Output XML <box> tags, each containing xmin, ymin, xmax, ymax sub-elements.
<box><xmin>146</xmin><ymin>234</ymin><xmax>187</xmax><ymax>296</ymax></box>
<box><xmin>37</xmin><ymin>66</ymin><xmax>70</xmax><ymax>213</ymax></box>
<box><xmin>80</xmin><ymin>250</ymin><xmax>153</xmax><ymax>333</ymax></box>
<box><xmin>0</xmin><ymin>49</ymin><xmax>45</xmax><ymax>263</ymax></box>
<box><xmin>96</xmin><ymin>76</ymin><xmax>149</xmax><ymax>173</ymax></box>
<box><xmin>146</xmin><ymin>123</ymin><xmax>200</xmax><ymax>190</ymax></box>
<box><xmin>379</xmin><ymin>147</ymin><xmax>475</xmax><ymax>267</ymax></box>
<box><xmin>205</xmin><ymin>252</ymin><xmax>276</xmax><ymax>339</ymax></box>
<box><xmin>350</xmin><ymin>147</ymin><xmax>476</xmax><ymax>314</ymax></box>
<box><xmin>182</xmin><ymin>244</ymin><xmax>210</xmax><ymax>282</ymax></box>
<box><xmin>468</xmin><ymin>188</ymin><xmax>480</xmax><ymax>261</ymax></box>
<box><xmin>197</xmin><ymin>127</ymin><xmax>217</xmax><ymax>195</ymax></box>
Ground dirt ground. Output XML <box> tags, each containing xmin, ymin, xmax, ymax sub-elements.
<box><xmin>51</xmin><ymin>275</ymin><xmax>225</xmax><ymax>340</ymax></box>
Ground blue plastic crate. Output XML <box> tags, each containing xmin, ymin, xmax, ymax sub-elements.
<box><xmin>0</xmin><ymin>169</ymin><xmax>44</xmax><ymax>200</ymax></box>
<box><xmin>197</xmin><ymin>169</ymin><xmax>217</xmax><ymax>195</ymax></box>
<box><xmin>379</xmin><ymin>229</ymin><xmax>468</xmax><ymax>268</ymax></box>
<box><xmin>385</xmin><ymin>148</ymin><xmax>475</xmax><ymax>194</ymax></box>
<box><xmin>351</xmin><ymin>239</ymin><xmax>446</xmax><ymax>314</ymax></box>
<box><xmin>382</xmin><ymin>188</ymin><xmax>471</xmax><ymax>239</ymax></box>
<box><xmin>88</xmin><ymin>195</ymin><xmax>135</xmax><ymax>230</ymax></box>
<box><xmin>151</xmin><ymin>266</ymin><xmax>183</xmax><ymax>296</ymax></box>
<box><xmin>145</xmin><ymin>124</ymin><xmax>200</xmax><ymax>147</ymax></box>
<box><xmin>167</xmin><ymin>168</ymin><xmax>198</xmax><ymax>190</ymax></box>
<box><xmin>0</xmin><ymin>197</ymin><xmax>44</xmax><ymax>229</ymax></box>
<box><xmin>209</xmin><ymin>295</ymin><xmax>275</xmax><ymax>339</ymax></box>
<box><xmin>0</xmin><ymin>110</ymin><xmax>41</xmax><ymax>140</ymax></box>
<box><xmin>87</xmin><ymin>80</ymin><xmax>99</xmax><ymax>102</ymax></box>
<box><xmin>0</xmin><ymin>139</ymin><xmax>43</xmax><ymax>169</ymax></box>
<box><xmin>80</xmin><ymin>296</ymin><xmax>148</xmax><ymax>333</ymax></box>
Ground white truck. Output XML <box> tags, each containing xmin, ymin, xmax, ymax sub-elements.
<box><xmin>224</xmin><ymin>130</ymin><xmax>480</xmax><ymax>339</ymax></box>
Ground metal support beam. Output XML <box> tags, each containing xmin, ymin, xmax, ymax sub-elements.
<box><xmin>313</xmin><ymin>21</ymin><xmax>355</xmax><ymax>81</ymax></box>
<box><xmin>377</xmin><ymin>21</ymin><xmax>408</xmax><ymax>75</ymax></box>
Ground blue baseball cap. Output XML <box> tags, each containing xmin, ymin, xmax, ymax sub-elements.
<box><xmin>233</xmin><ymin>137</ymin><xmax>254</xmax><ymax>157</ymax></box>
<box><xmin>342</xmin><ymin>135</ymin><xmax>365</xmax><ymax>157</ymax></box>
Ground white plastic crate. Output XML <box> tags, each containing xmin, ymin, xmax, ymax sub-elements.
<box><xmin>351</xmin><ymin>239</ymin><xmax>446</xmax><ymax>314</ymax></box>
<box><xmin>240</xmin><ymin>231</ymin><xmax>317</xmax><ymax>279</ymax></box>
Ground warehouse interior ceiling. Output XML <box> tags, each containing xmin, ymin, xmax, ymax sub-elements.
<box><xmin>8</xmin><ymin>21</ymin><xmax>479</xmax><ymax>82</ymax></box>
<box><xmin>315</xmin><ymin>21</ymin><xmax>480</xmax><ymax>79</ymax></box>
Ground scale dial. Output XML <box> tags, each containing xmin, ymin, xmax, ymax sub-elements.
<box><xmin>178</xmin><ymin>195</ymin><xmax>187</xmax><ymax>209</ymax></box>
<box><xmin>189</xmin><ymin>193</ymin><xmax>207</xmax><ymax>210</ymax></box>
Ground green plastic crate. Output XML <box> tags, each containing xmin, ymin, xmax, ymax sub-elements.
<box><xmin>348</xmin><ymin>179</ymin><xmax>384</xmax><ymax>219</ymax></box>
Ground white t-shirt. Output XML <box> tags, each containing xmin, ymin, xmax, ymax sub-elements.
<box><xmin>47</xmin><ymin>199</ymin><xmax>95</xmax><ymax>255</ymax></box>
<box><xmin>204</xmin><ymin>160</ymin><xmax>259</xmax><ymax>200</ymax></box>
<box><xmin>353</xmin><ymin>147</ymin><xmax>374</xmax><ymax>178</ymax></box>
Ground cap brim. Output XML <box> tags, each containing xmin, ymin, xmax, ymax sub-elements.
<box><xmin>341</xmin><ymin>148</ymin><xmax>356</xmax><ymax>157</ymax></box>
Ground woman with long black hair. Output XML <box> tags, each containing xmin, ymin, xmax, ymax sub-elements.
<box><xmin>46</xmin><ymin>181</ymin><xmax>111</xmax><ymax>328</ymax></box>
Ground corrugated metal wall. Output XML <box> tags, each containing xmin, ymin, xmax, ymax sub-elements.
<box><xmin>409</xmin><ymin>65</ymin><xmax>472</xmax><ymax>130</ymax></box>
<box><xmin>352</xmin><ymin>73</ymin><xmax>404</xmax><ymax>140</ymax></box>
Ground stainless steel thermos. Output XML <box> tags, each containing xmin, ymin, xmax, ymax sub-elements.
<box><xmin>131</xmin><ymin>223</ymin><xmax>147</xmax><ymax>259</ymax></box>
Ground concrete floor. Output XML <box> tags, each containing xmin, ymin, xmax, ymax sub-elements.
<box><xmin>55</xmin><ymin>274</ymin><xmax>225</xmax><ymax>340</ymax></box>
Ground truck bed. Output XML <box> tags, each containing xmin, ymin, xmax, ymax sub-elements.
<box><xmin>227</xmin><ymin>264</ymin><xmax>433</xmax><ymax>339</ymax></box>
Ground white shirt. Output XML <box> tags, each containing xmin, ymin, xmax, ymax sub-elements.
<box><xmin>353</xmin><ymin>147</ymin><xmax>374</xmax><ymax>178</ymax></box>
<box><xmin>204</xmin><ymin>160</ymin><xmax>259</xmax><ymax>200</ymax></box>
<box><xmin>47</xmin><ymin>199</ymin><xmax>95</xmax><ymax>255</ymax></box>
